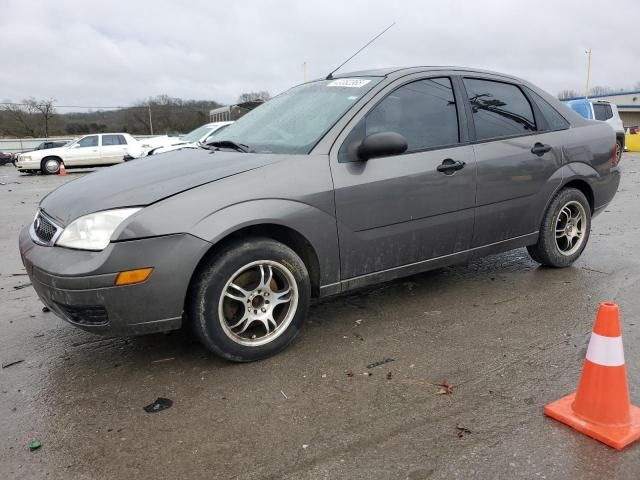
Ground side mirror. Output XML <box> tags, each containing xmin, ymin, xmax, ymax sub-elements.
<box><xmin>357</xmin><ymin>131</ymin><xmax>408</xmax><ymax>161</ymax></box>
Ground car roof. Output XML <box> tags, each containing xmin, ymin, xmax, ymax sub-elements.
<box><xmin>331</xmin><ymin>66</ymin><xmax>527</xmax><ymax>83</ymax></box>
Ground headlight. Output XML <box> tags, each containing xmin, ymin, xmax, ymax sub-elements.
<box><xmin>56</xmin><ymin>208</ymin><xmax>141</xmax><ymax>251</ymax></box>
<box><xmin>19</xmin><ymin>155</ymin><xmax>31</xmax><ymax>163</ymax></box>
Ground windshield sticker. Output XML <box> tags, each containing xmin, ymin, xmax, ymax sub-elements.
<box><xmin>327</xmin><ymin>79</ymin><xmax>371</xmax><ymax>88</ymax></box>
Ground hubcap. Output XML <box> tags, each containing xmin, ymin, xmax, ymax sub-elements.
<box><xmin>44</xmin><ymin>159</ymin><xmax>59</xmax><ymax>173</ymax></box>
<box><xmin>218</xmin><ymin>260</ymin><xmax>298</xmax><ymax>347</ymax></box>
<box><xmin>555</xmin><ymin>200</ymin><xmax>587</xmax><ymax>256</ymax></box>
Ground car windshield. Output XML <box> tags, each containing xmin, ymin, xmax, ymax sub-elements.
<box><xmin>207</xmin><ymin>77</ymin><xmax>381</xmax><ymax>154</ymax></box>
<box><xmin>182</xmin><ymin>125</ymin><xmax>215</xmax><ymax>143</ymax></box>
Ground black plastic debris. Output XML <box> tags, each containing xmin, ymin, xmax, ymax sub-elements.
<box><xmin>42</xmin><ymin>307</ymin><xmax>50</xmax><ymax>313</ymax></box>
<box><xmin>2</xmin><ymin>359</ymin><xmax>24</xmax><ymax>369</ymax></box>
<box><xmin>143</xmin><ymin>397</ymin><xmax>173</xmax><ymax>413</ymax></box>
<box><xmin>367</xmin><ymin>358</ymin><xmax>395</xmax><ymax>369</ymax></box>
<box><xmin>13</xmin><ymin>283</ymin><xmax>31</xmax><ymax>290</ymax></box>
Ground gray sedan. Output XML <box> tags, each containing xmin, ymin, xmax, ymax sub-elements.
<box><xmin>19</xmin><ymin>67</ymin><xmax>620</xmax><ymax>362</ymax></box>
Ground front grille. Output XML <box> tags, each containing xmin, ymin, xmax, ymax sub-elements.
<box><xmin>55</xmin><ymin>303</ymin><xmax>109</xmax><ymax>326</ymax></box>
<box><xmin>30</xmin><ymin>210</ymin><xmax>62</xmax><ymax>246</ymax></box>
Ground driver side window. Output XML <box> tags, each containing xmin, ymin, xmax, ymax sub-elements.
<box><xmin>340</xmin><ymin>77</ymin><xmax>460</xmax><ymax>161</ymax></box>
<box><xmin>77</xmin><ymin>136</ymin><xmax>98</xmax><ymax>148</ymax></box>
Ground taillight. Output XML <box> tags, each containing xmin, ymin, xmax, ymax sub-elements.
<box><xmin>612</xmin><ymin>142</ymin><xmax>620</xmax><ymax>166</ymax></box>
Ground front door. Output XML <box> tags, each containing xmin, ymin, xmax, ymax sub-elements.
<box><xmin>65</xmin><ymin>135</ymin><xmax>100</xmax><ymax>166</ymax></box>
<box><xmin>330</xmin><ymin>77</ymin><xmax>477</xmax><ymax>280</ymax></box>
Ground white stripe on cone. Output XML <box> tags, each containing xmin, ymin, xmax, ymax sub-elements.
<box><xmin>585</xmin><ymin>332</ymin><xmax>625</xmax><ymax>367</ymax></box>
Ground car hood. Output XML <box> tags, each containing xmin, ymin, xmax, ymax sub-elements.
<box><xmin>40</xmin><ymin>148</ymin><xmax>283</xmax><ymax>225</ymax></box>
<box><xmin>23</xmin><ymin>146</ymin><xmax>68</xmax><ymax>158</ymax></box>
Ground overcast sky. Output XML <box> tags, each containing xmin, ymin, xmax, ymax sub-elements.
<box><xmin>1</xmin><ymin>0</ymin><xmax>638</xmax><ymax>110</ymax></box>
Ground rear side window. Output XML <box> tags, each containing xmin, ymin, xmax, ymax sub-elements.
<box><xmin>526</xmin><ymin>88</ymin><xmax>570</xmax><ymax>131</ymax></box>
<box><xmin>362</xmin><ymin>77</ymin><xmax>459</xmax><ymax>152</ymax></box>
<box><xmin>593</xmin><ymin>103</ymin><xmax>613</xmax><ymax>121</ymax></box>
<box><xmin>463</xmin><ymin>78</ymin><xmax>536</xmax><ymax>140</ymax></box>
<box><xmin>102</xmin><ymin>134</ymin><xmax>127</xmax><ymax>146</ymax></box>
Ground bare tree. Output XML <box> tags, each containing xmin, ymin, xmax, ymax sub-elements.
<box><xmin>557</xmin><ymin>89</ymin><xmax>579</xmax><ymax>100</ymax></box>
<box><xmin>237</xmin><ymin>91</ymin><xmax>271</xmax><ymax>103</ymax></box>
<box><xmin>1</xmin><ymin>102</ymin><xmax>38</xmax><ymax>137</ymax></box>
<box><xmin>589</xmin><ymin>86</ymin><xmax>613</xmax><ymax>96</ymax></box>
<box><xmin>26</xmin><ymin>98</ymin><xmax>56</xmax><ymax>137</ymax></box>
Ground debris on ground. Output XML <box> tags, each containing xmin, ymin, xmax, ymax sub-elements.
<box><xmin>42</xmin><ymin>307</ymin><xmax>50</xmax><ymax>313</ymax></box>
<box><xmin>28</xmin><ymin>440</ymin><xmax>41</xmax><ymax>451</ymax></box>
<box><xmin>345</xmin><ymin>370</ymin><xmax>354</xmax><ymax>377</ymax></box>
<box><xmin>302</xmin><ymin>444</ymin><xmax>309</xmax><ymax>449</ymax></box>
<box><xmin>12</xmin><ymin>283</ymin><xmax>32</xmax><ymax>290</ymax></box>
<box><xmin>433</xmin><ymin>381</ymin><xmax>454</xmax><ymax>395</ymax></box>
<box><xmin>280</xmin><ymin>390</ymin><xmax>288</xmax><ymax>400</ymax></box>
<box><xmin>386</xmin><ymin>372</ymin><xmax>393</xmax><ymax>380</ymax></box>
<box><xmin>362</xmin><ymin>372</ymin><xmax>372</xmax><ymax>377</ymax></box>
<box><xmin>151</xmin><ymin>357</ymin><xmax>175</xmax><ymax>364</ymax></box>
<box><xmin>367</xmin><ymin>357</ymin><xmax>395</xmax><ymax>369</ymax></box>
<box><xmin>456</xmin><ymin>425</ymin><xmax>472</xmax><ymax>438</ymax></box>
<box><xmin>354</xmin><ymin>319</ymin><xmax>363</xmax><ymax>326</ymax></box>
<box><xmin>352</xmin><ymin>332</ymin><xmax>364</xmax><ymax>341</ymax></box>
<box><xmin>143</xmin><ymin>397</ymin><xmax>173</xmax><ymax>413</ymax></box>
<box><xmin>2</xmin><ymin>359</ymin><xmax>24</xmax><ymax>369</ymax></box>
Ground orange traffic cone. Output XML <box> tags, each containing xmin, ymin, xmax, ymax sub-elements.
<box><xmin>59</xmin><ymin>163</ymin><xmax>67</xmax><ymax>176</ymax></box>
<box><xmin>544</xmin><ymin>302</ymin><xmax>640</xmax><ymax>449</ymax></box>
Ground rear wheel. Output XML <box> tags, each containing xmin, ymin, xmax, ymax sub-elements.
<box><xmin>41</xmin><ymin>157</ymin><xmax>61</xmax><ymax>175</ymax></box>
<box><xmin>527</xmin><ymin>188</ymin><xmax>591</xmax><ymax>267</ymax></box>
<box><xmin>616</xmin><ymin>138</ymin><xmax>623</xmax><ymax>163</ymax></box>
<box><xmin>189</xmin><ymin>237</ymin><xmax>310</xmax><ymax>362</ymax></box>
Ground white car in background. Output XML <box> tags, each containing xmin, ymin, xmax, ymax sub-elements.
<box><xmin>146</xmin><ymin>121</ymin><xmax>233</xmax><ymax>156</ymax></box>
<box><xmin>14</xmin><ymin>133</ymin><xmax>170</xmax><ymax>174</ymax></box>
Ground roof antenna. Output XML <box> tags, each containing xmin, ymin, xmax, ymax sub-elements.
<box><xmin>325</xmin><ymin>22</ymin><xmax>396</xmax><ymax>80</ymax></box>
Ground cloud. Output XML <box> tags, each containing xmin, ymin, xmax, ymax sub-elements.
<box><xmin>1</xmin><ymin>0</ymin><xmax>638</xmax><ymax>108</ymax></box>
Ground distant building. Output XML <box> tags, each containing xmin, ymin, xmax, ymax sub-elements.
<box><xmin>209</xmin><ymin>100</ymin><xmax>264</xmax><ymax>122</ymax></box>
<box><xmin>563</xmin><ymin>91</ymin><xmax>640</xmax><ymax>128</ymax></box>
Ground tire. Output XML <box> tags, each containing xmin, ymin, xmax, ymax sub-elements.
<box><xmin>616</xmin><ymin>138</ymin><xmax>623</xmax><ymax>163</ymax></box>
<box><xmin>527</xmin><ymin>188</ymin><xmax>591</xmax><ymax>267</ymax></box>
<box><xmin>188</xmin><ymin>237</ymin><xmax>311</xmax><ymax>362</ymax></box>
<box><xmin>41</xmin><ymin>157</ymin><xmax>61</xmax><ymax>175</ymax></box>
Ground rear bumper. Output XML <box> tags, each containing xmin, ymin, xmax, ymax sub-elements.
<box><xmin>19</xmin><ymin>226</ymin><xmax>211</xmax><ymax>335</ymax></box>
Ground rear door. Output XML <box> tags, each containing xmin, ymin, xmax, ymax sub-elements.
<box><xmin>461</xmin><ymin>77</ymin><xmax>565</xmax><ymax>246</ymax></box>
<box><xmin>100</xmin><ymin>134</ymin><xmax>129</xmax><ymax>164</ymax></box>
<box><xmin>330</xmin><ymin>75</ymin><xmax>476</xmax><ymax>279</ymax></box>
<box><xmin>64</xmin><ymin>135</ymin><xmax>100</xmax><ymax>166</ymax></box>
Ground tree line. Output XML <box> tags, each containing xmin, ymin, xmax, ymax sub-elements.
<box><xmin>0</xmin><ymin>91</ymin><xmax>271</xmax><ymax>138</ymax></box>
<box><xmin>558</xmin><ymin>82</ymin><xmax>640</xmax><ymax>100</ymax></box>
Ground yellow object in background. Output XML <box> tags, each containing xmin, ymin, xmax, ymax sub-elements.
<box><xmin>625</xmin><ymin>134</ymin><xmax>640</xmax><ymax>152</ymax></box>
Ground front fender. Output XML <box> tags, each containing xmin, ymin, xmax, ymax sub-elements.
<box><xmin>190</xmin><ymin>199</ymin><xmax>340</xmax><ymax>287</ymax></box>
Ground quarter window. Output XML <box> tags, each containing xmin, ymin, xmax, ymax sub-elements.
<box><xmin>77</xmin><ymin>136</ymin><xmax>98</xmax><ymax>148</ymax></box>
<box><xmin>362</xmin><ymin>77</ymin><xmax>460</xmax><ymax>152</ymax></box>
<box><xmin>463</xmin><ymin>78</ymin><xmax>536</xmax><ymax>140</ymax></box>
<box><xmin>525</xmin><ymin>88</ymin><xmax>570</xmax><ymax>131</ymax></box>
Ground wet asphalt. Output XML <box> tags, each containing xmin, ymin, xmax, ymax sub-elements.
<box><xmin>1</xmin><ymin>157</ymin><xmax>639</xmax><ymax>480</ymax></box>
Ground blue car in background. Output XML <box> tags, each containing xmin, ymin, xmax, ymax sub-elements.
<box><xmin>564</xmin><ymin>98</ymin><xmax>625</xmax><ymax>161</ymax></box>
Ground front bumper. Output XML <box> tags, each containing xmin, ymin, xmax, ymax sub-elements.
<box><xmin>19</xmin><ymin>226</ymin><xmax>211</xmax><ymax>335</ymax></box>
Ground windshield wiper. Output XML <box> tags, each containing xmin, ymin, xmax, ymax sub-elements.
<box><xmin>204</xmin><ymin>140</ymin><xmax>254</xmax><ymax>153</ymax></box>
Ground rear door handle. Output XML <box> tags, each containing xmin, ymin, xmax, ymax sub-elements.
<box><xmin>437</xmin><ymin>159</ymin><xmax>466</xmax><ymax>174</ymax></box>
<box><xmin>531</xmin><ymin>142</ymin><xmax>552</xmax><ymax>156</ymax></box>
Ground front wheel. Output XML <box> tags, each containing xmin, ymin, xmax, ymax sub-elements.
<box><xmin>527</xmin><ymin>188</ymin><xmax>591</xmax><ymax>267</ymax></box>
<box><xmin>189</xmin><ymin>237</ymin><xmax>310</xmax><ymax>362</ymax></box>
<box><xmin>41</xmin><ymin>157</ymin><xmax>61</xmax><ymax>175</ymax></box>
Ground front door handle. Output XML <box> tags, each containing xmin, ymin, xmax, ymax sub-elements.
<box><xmin>437</xmin><ymin>158</ymin><xmax>466</xmax><ymax>175</ymax></box>
<box><xmin>531</xmin><ymin>142</ymin><xmax>552</xmax><ymax>156</ymax></box>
